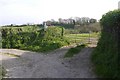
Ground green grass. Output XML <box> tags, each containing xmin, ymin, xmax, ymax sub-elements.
<box><xmin>0</xmin><ymin>65</ymin><xmax>6</xmax><ymax>79</ymax></box>
<box><xmin>64</xmin><ymin>44</ymin><xmax>86</xmax><ymax>58</ymax></box>
<box><xmin>65</xmin><ymin>32</ymin><xmax>100</xmax><ymax>37</ymax></box>
<box><xmin>1</xmin><ymin>53</ymin><xmax>20</xmax><ymax>57</ymax></box>
<box><xmin>64</xmin><ymin>32</ymin><xmax>100</xmax><ymax>44</ymax></box>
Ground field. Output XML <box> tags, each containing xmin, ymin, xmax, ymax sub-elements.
<box><xmin>64</xmin><ymin>32</ymin><xmax>100</xmax><ymax>44</ymax></box>
<box><xmin>1</xmin><ymin>26</ymin><xmax>100</xmax><ymax>52</ymax></box>
<box><xmin>64</xmin><ymin>33</ymin><xmax>100</xmax><ymax>58</ymax></box>
<box><xmin>1</xmin><ymin>26</ymin><xmax>100</xmax><ymax>53</ymax></box>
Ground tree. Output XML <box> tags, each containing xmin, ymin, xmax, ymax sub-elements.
<box><xmin>89</xmin><ymin>18</ymin><xmax>97</xmax><ymax>23</ymax></box>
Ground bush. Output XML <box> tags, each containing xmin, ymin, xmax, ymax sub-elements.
<box><xmin>2</xmin><ymin>26</ymin><xmax>69</xmax><ymax>52</ymax></box>
<box><xmin>92</xmin><ymin>9</ymin><xmax>120</xmax><ymax>78</ymax></box>
<box><xmin>0</xmin><ymin>65</ymin><xmax>6</xmax><ymax>79</ymax></box>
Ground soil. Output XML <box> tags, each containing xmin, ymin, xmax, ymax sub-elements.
<box><xmin>0</xmin><ymin>44</ymin><xmax>97</xmax><ymax>78</ymax></box>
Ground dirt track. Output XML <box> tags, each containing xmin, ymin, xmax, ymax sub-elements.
<box><xmin>0</xmin><ymin>45</ymin><xmax>97</xmax><ymax>78</ymax></box>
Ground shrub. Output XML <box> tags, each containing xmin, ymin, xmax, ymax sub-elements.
<box><xmin>2</xmin><ymin>26</ymin><xmax>69</xmax><ymax>52</ymax></box>
<box><xmin>92</xmin><ymin>9</ymin><xmax>120</xmax><ymax>78</ymax></box>
<box><xmin>64</xmin><ymin>44</ymin><xmax>86</xmax><ymax>58</ymax></box>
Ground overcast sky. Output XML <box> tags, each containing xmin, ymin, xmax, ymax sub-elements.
<box><xmin>0</xmin><ymin>0</ymin><xmax>119</xmax><ymax>26</ymax></box>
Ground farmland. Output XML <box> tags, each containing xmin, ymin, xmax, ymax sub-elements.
<box><xmin>1</xmin><ymin>26</ymin><xmax>99</xmax><ymax>78</ymax></box>
<box><xmin>64</xmin><ymin>32</ymin><xmax>100</xmax><ymax>44</ymax></box>
<box><xmin>0</xmin><ymin>0</ymin><xmax>119</xmax><ymax>78</ymax></box>
<box><xmin>1</xmin><ymin>25</ymin><xmax>100</xmax><ymax>53</ymax></box>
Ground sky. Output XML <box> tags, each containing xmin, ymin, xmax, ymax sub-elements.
<box><xmin>0</xmin><ymin>0</ymin><xmax>119</xmax><ymax>26</ymax></box>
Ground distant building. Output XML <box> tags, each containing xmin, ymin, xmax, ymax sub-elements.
<box><xmin>118</xmin><ymin>1</ymin><xmax>120</xmax><ymax>9</ymax></box>
<box><xmin>58</xmin><ymin>18</ymin><xmax>74</xmax><ymax>24</ymax></box>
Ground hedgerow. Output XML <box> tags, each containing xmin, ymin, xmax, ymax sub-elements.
<box><xmin>92</xmin><ymin>10</ymin><xmax>120</xmax><ymax>78</ymax></box>
<box><xmin>2</xmin><ymin>26</ymin><xmax>69</xmax><ymax>52</ymax></box>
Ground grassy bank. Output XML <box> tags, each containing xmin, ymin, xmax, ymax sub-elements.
<box><xmin>91</xmin><ymin>10</ymin><xmax>120</xmax><ymax>78</ymax></box>
<box><xmin>64</xmin><ymin>44</ymin><xmax>86</xmax><ymax>58</ymax></box>
<box><xmin>0</xmin><ymin>65</ymin><xmax>6</xmax><ymax>79</ymax></box>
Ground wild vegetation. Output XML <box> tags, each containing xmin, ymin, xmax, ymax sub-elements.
<box><xmin>0</xmin><ymin>65</ymin><xmax>6</xmax><ymax>79</ymax></box>
<box><xmin>91</xmin><ymin>10</ymin><xmax>120</xmax><ymax>78</ymax></box>
<box><xmin>64</xmin><ymin>44</ymin><xmax>86</xmax><ymax>58</ymax></box>
<box><xmin>1</xmin><ymin>26</ymin><xmax>69</xmax><ymax>52</ymax></box>
<box><xmin>1</xmin><ymin>23</ymin><xmax>100</xmax><ymax>52</ymax></box>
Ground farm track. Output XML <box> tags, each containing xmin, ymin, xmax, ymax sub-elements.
<box><xmin>0</xmin><ymin>44</ymin><xmax>97</xmax><ymax>78</ymax></box>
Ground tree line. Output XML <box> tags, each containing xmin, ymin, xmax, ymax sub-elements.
<box><xmin>2</xmin><ymin>17</ymin><xmax>97</xmax><ymax>28</ymax></box>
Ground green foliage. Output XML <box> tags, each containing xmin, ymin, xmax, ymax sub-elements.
<box><xmin>54</xmin><ymin>24</ymin><xmax>74</xmax><ymax>29</ymax></box>
<box><xmin>65</xmin><ymin>29</ymin><xmax>80</xmax><ymax>34</ymax></box>
<box><xmin>64</xmin><ymin>44</ymin><xmax>86</xmax><ymax>58</ymax></box>
<box><xmin>74</xmin><ymin>23</ymin><xmax>101</xmax><ymax>33</ymax></box>
<box><xmin>44</xmin><ymin>27</ymin><xmax>64</xmax><ymax>38</ymax></box>
<box><xmin>0</xmin><ymin>65</ymin><xmax>6</xmax><ymax>79</ymax></box>
<box><xmin>92</xmin><ymin>10</ymin><xmax>120</xmax><ymax>78</ymax></box>
<box><xmin>64</xmin><ymin>23</ymin><xmax>101</xmax><ymax>34</ymax></box>
<box><xmin>2</xmin><ymin>26</ymin><xmax>69</xmax><ymax>52</ymax></box>
<box><xmin>100</xmin><ymin>10</ymin><xmax>120</xmax><ymax>28</ymax></box>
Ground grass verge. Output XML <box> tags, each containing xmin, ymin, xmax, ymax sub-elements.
<box><xmin>1</xmin><ymin>53</ymin><xmax>20</xmax><ymax>57</ymax></box>
<box><xmin>64</xmin><ymin>44</ymin><xmax>86</xmax><ymax>58</ymax></box>
<box><xmin>0</xmin><ymin>65</ymin><xmax>6</xmax><ymax>79</ymax></box>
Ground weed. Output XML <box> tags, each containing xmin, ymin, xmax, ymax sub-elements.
<box><xmin>64</xmin><ymin>44</ymin><xmax>86</xmax><ymax>58</ymax></box>
<box><xmin>0</xmin><ymin>65</ymin><xmax>6</xmax><ymax>79</ymax></box>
